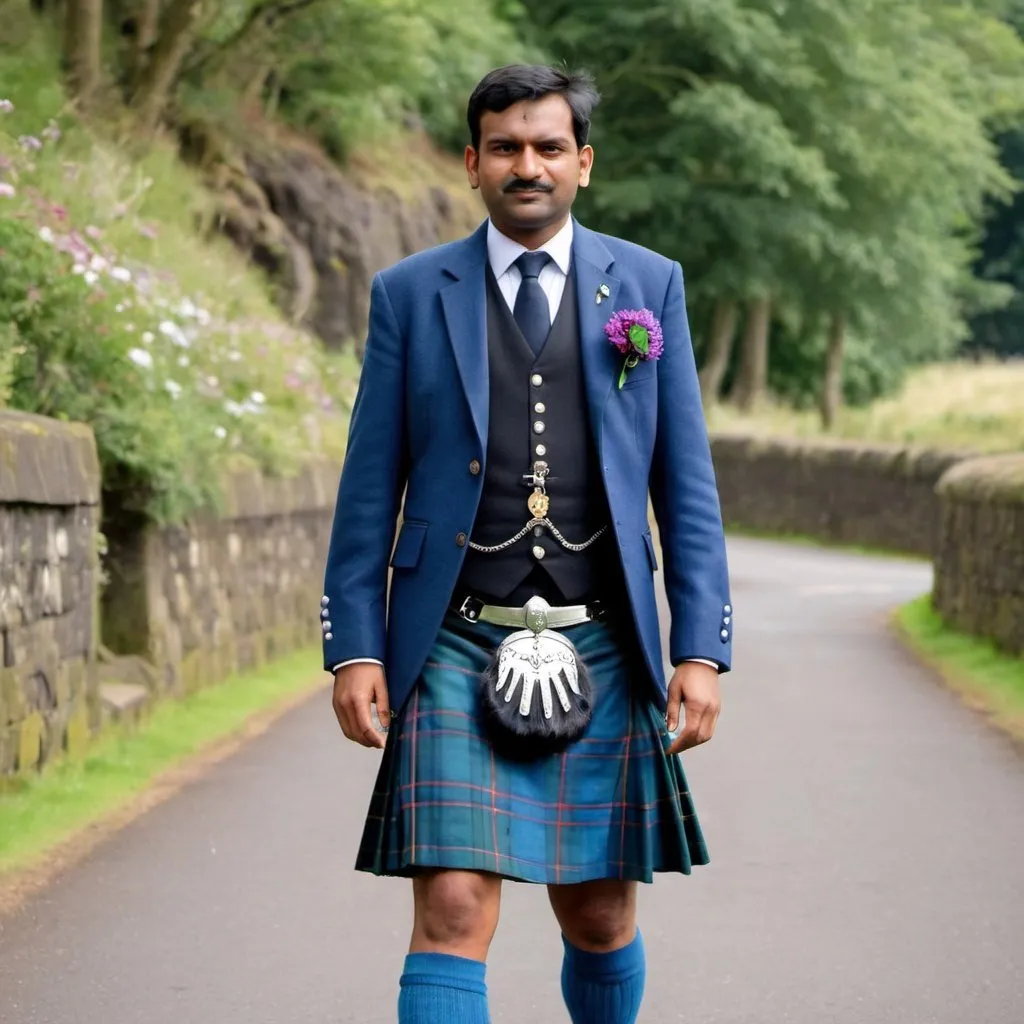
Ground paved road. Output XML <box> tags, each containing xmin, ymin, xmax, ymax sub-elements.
<box><xmin>2</xmin><ymin>537</ymin><xmax>1023</xmax><ymax>1023</ymax></box>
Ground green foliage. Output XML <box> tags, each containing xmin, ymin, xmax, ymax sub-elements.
<box><xmin>515</xmin><ymin>0</ymin><xmax>1024</xmax><ymax>404</ymax></box>
<box><xmin>192</xmin><ymin>0</ymin><xmax>531</xmax><ymax>158</ymax></box>
<box><xmin>0</xmin><ymin>81</ymin><xmax>352</xmax><ymax>524</ymax></box>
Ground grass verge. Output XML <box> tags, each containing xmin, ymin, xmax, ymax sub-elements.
<box><xmin>0</xmin><ymin>646</ymin><xmax>327</xmax><ymax>908</ymax></box>
<box><xmin>894</xmin><ymin>596</ymin><xmax>1024</xmax><ymax>743</ymax></box>
<box><xmin>725</xmin><ymin>524</ymin><xmax>930</xmax><ymax>562</ymax></box>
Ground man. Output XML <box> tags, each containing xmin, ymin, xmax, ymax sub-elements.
<box><xmin>322</xmin><ymin>65</ymin><xmax>732</xmax><ymax>1023</ymax></box>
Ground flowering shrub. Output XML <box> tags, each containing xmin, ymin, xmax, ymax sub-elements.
<box><xmin>0</xmin><ymin>97</ymin><xmax>353</xmax><ymax>523</ymax></box>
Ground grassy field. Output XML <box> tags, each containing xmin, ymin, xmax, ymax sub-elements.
<box><xmin>895</xmin><ymin>596</ymin><xmax>1024</xmax><ymax>743</ymax></box>
<box><xmin>0</xmin><ymin>647</ymin><xmax>327</xmax><ymax>886</ymax></box>
<box><xmin>708</xmin><ymin>360</ymin><xmax>1024</xmax><ymax>453</ymax></box>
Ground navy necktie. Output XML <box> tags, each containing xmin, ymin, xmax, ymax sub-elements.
<box><xmin>513</xmin><ymin>251</ymin><xmax>552</xmax><ymax>356</ymax></box>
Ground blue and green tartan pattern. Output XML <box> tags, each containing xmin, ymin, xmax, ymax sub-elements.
<box><xmin>355</xmin><ymin>611</ymin><xmax>710</xmax><ymax>884</ymax></box>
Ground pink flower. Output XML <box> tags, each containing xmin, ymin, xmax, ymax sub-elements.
<box><xmin>0</xmin><ymin>99</ymin><xmax>13</xmax><ymax>113</ymax></box>
<box><xmin>0</xmin><ymin>183</ymin><xmax>15</xmax><ymax>199</ymax></box>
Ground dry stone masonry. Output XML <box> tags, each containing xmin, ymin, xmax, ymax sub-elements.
<box><xmin>0</xmin><ymin>411</ymin><xmax>100</xmax><ymax>773</ymax></box>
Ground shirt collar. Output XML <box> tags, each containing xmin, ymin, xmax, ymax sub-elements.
<box><xmin>487</xmin><ymin>217</ymin><xmax>574</xmax><ymax>279</ymax></box>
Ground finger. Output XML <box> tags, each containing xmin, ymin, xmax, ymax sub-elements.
<box><xmin>352</xmin><ymin>695</ymin><xmax>386</xmax><ymax>749</ymax></box>
<box><xmin>668</xmin><ymin>701</ymin><xmax>707</xmax><ymax>755</ymax></box>
<box><xmin>373</xmin><ymin>678</ymin><xmax>391</xmax><ymax>732</ymax></box>
<box><xmin>665</xmin><ymin>680</ymin><xmax>683</xmax><ymax>734</ymax></box>
<box><xmin>332</xmin><ymin>692</ymin><xmax>352</xmax><ymax>738</ymax></box>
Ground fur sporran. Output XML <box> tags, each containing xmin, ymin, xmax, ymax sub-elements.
<box><xmin>480</xmin><ymin>626</ymin><xmax>594</xmax><ymax>760</ymax></box>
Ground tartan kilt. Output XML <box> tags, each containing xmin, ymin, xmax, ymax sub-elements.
<box><xmin>355</xmin><ymin>609</ymin><xmax>710</xmax><ymax>884</ymax></box>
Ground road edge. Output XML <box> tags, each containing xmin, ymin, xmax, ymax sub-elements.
<box><xmin>891</xmin><ymin>596</ymin><xmax>1024</xmax><ymax>748</ymax></box>
<box><xmin>0</xmin><ymin>675</ymin><xmax>329</xmax><ymax>919</ymax></box>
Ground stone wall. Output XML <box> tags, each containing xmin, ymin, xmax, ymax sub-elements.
<box><xmin>933</xmin><ymin>455</ymin><xmax>1024</xmax><ymax>656</ymax></box>
<box><xmin>710</xmin><ymin>435</ymin><xmax>971</xmax><ymax>556</ymax></box>
<box><xmin>101</xmin><ymin>462</ymin><xmax>338</xmax><ymax>695</ymax></box>
<box><xmin>0</xmin><ymin>411</ymin><xmax>100</xmax><ymax>773</ymax></box>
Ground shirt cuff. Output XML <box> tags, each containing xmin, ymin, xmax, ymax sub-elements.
<box><xmin>330</xmin><ymin>658</ymin><xmax>384</xmax><ymax>673</ymax></box>
<box><xmin>680</xmin><ymin>658</ymin><xmax>720</xmax><ymax>671</ymax></box>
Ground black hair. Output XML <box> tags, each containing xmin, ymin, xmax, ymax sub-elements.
<box><xmin>467</xmin><ymin>65</ymin><xmax>600</xmax><ymax>150</ymax></box>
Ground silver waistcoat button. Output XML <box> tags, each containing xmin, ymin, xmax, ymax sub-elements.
<box><xmin>533</xmin><ymin>421</ymin><xmax>545</xmax><ymax>434</ymax></box>
<box><xmin>531</xmin><ymin>373</ymin><xmax>543</xmax><ymax>387</ymax></box>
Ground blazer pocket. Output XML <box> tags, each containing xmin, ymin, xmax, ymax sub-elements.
<box><xmin>642</xmin><ymin>530</ymin><xmax>659</xmax><ymax>572</ymax></box>
<box><xmin>390</xmin><ymin>520</ymin><xmax>428</xmax><ymax>569</ymax></box>
<box><xmin>620</xmin><ymin>366</ymin><xmax>656</xmax><ymax>390</ymax></box>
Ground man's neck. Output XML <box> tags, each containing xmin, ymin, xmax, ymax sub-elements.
<box><xmin>491</xmin><ymin>214</ymin><xmax>571</xmax><ymax>251</ymax></box>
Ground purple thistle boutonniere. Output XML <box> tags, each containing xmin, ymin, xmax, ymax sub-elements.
<box><xmin>604</xmin><ymin>307</ymin><xmax>664</xmax><ymax>389</ymax></box>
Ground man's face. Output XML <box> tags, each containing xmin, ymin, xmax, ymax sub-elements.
<box><xmin>466</xmin><ymin>93</ymin><xmax>593</xmax><ymax>239</ymax></box>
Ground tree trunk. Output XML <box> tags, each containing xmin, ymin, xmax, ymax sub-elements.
<box><xmin>819</xmin><ymin>312</ymin><xmax>846</xmax><ymax>429</ymax></box>
<box><xmin>698</xmin><ymin>298</ymin><xmax>738</xmax><ymax>406</ymax></box>
<box><xmin>129</xmin><ymin>0</ymin><xmax>162</xmax><ymax>89</ymax></box>
<box><xmin>63</xmin><ymin>0</ymin><xmax>104</xmax><ymax>111</ymax></box>
<box><xmin>731</xmin><ymin>296</ymin><xmax>771</xmax><ymax>412</ymax></box>
<box><xmin>130</xmin><ymin>0</ymin><xmax>205</xmax><ymax>139</ymax></box>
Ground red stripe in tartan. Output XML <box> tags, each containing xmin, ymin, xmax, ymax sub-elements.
<box><xmin>400</xmin><ymin>843</ymin><xmax>567</xmax><ymax>870</ymax></box>
<box><xmin>396</xmin><ymin>778</ymin><xmax>687</xmax><ymax>813</ymax></box>
<box><xmin>395</xmin><ymin>799</ymin><xmax>677</xmax><ymax>828</ymax></box>
<box><xmin>403</xmin><ymin>720</ymin><xmax>662</xmax><ymax>751</ymax></box>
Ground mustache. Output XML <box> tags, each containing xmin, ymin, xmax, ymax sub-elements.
<box><xmin>502</xmin><ymin>178</ymin><xmax>554</xmax><ymax>194</ymax></box>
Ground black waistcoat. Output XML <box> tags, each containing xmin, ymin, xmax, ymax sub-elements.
<box><xmin>456</xmin><ymin>262</ymin><xmax>618</xmax><ymax>604</ymax></box>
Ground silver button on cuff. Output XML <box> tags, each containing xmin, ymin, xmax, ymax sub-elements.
<box><xmin>325</xmin><ymin>632</ymin><xmax>333</xmax><ymax>641</ymax></box>
<box><xmin>322</xmin><ymin>620</ymin><xmax>332</xmax><ymax>632</ymax></box>
<box><xmin>720</xmin><ymin>629</ymin><xmax>729</xmax><ymax>641</ymax></box>
<box><xmin>532</xmin><ymin>545</ymin><xmax>545</xmax><ymax>560</ymax></box>
<box><xmin>321</xmin><ymin>595</ymin><xmax>329</xmax><ymax>607</ymax></box>
<box><xmin>724</xmin><ymin>604</ymin><xmax>732</xmax><ymax>615</ymax></box>
<box><xmin>531</xmin><ymin>373</ymin><xmax>543</xmax><ymax>387</ymax></box>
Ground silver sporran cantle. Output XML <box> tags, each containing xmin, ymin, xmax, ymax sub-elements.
<box><xmin>480</xmin><ymin>598</ymin><xmax>594</xmax><ymax>759</ymax></box>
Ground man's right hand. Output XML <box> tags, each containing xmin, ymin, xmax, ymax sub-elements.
<box><xmin>332</xmin><ymin>663</ymin><xmax>391</xmax><ymax>749</ymax></box>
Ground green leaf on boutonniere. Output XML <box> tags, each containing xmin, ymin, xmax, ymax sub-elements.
<box><xmin>628</xmin><ymin>324</ymin><xmax>650</xmax><ymax>355</ymax></box>
<box><xmin>618</xmin><ymin>353</ymin><xmax>639</xmax><ymax>389</ymax></box>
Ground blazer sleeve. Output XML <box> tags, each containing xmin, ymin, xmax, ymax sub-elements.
<box><xmin>649</xmin><ymin>262</ymin><xmax>733</xmax><ymax>671</ymax></box>
<box><xmin>321</xmin><ymin>273</ymin><xmax>409</xmax><ymax>672</ymax></box>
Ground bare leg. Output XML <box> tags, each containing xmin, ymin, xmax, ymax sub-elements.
<box><xmin>549</xmin><ymin>880</ymin><xmax>645</xmax><ymax>1024</ymax></box>
<box><xmin>410</xmin><ymin>869</ymin><xmax>503</xmax><ymax>961</ymax></box>
<box><xmin>548</xmin><ymin>879</ymin><xmax>637</xmax><ymax>952</ymax></box>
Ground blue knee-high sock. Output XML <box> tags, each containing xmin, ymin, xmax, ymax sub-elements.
<box><xmin>561</xmin><ymin>930</ymin><xmax>646</xmax><ymax>1024</ymax></box>
<box><xmin>398</xmin><ymin>952</ymin><xmax>490</xmax><ymax>1024</ymax></box>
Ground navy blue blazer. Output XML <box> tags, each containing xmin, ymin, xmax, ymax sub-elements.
<box><xmin>322</xmin><ymin>219</ymin><xmax>732</xmax><ymax>712</ymax></box>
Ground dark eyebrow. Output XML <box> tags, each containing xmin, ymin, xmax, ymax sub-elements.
<box><xmin>486</xmin><ymin>135</ymin><xmax>571</xmax><ymax>148</ymax></box>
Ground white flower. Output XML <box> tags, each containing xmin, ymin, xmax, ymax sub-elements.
<box><xmin>177</xmin><ymin>298</ymin><xmax>198</xmax><ymax>319</ymax></box>
<box><xmin>196</xmin><ymin>308</ymin><xmax>211</xmax><ymax>326</ymax></box>
<box><xmin>115</xmin><ymin>304</ymin><xmax>125</xmax><ymax>313</ymax></box>
<box><xmin>0</xmin><ymin>99</ymin><xmax>13</xmax><ymax>114</ymax></box>
<box><xmin>72</xmin><ymin>263</ymin><xmax>85</xmax><ymax>275</ymax></box>
<box><xmin>83</xmin><ymin>271</ymin><xmax>98</xmax><ymax>285</ymax></box>
<box><xmin>0</xmin><ymin>183</ymin><xmax>14</xmax><ymax>199</ymax></box>
<box><xmin>158</xmin><ymin>320</ymin><xmax>190</xmax><ymax>348</ymax></box>
<box><xmin>214</xmin><ymin>426</ymin><xmax>227</xmax><ymax>440</ymax></box>
<box><xmin>178</xmin><ymin>355</ymin><xmax>189</xmax><ymax>367</ymax></box>
<box><xmin>228</xmin><ymin>350</ymin><xmax>242</xmax><ymax>362</ymax></box>
<box><xmin>110</xmin><ymin>266</ymin><xmax>131</xmax><ymax>283</ymax></box>
<box><xmin>249</xmin><ymin>390</ymin><xmax>266</xmax><ymax>405</ymax></box>
<box><xmin>38</xmin><ymin>226</ymin><xmax>54</xmax><ymax>243</ymax></box>
<box><xmin>89</xmin><ymin>254</ymin><xmax>108</xmax><ymax>272</ymax></box>
<box><xmin>206</xmin><ymin>375</ymin><xmax>219</xmax><ymax>388</ymax></box>
<box><xmin>127</xmin><ymin>348</ymin><xmax>153</xmax><ymax>369</ymax></box>
<box><xmin>164</xmin><ymin>380</ymin><xmax>182</xmax><ymax>399</ymax></box>
<box><xmin>224</xmin><ymin>400</ymin><xmax>245</xmax><ymax>417</ymax></box>
<box><xmin>142</xmin><ymin>331</ymin><xmax>155</xmax><ymax>344</ymax></box>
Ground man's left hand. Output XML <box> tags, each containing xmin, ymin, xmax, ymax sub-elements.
<box><xmin>666</xmin><ymin>661</ymin><xmax>721</xmax><ymax>754</ymax></box>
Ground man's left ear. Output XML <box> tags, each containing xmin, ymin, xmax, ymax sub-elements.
<box><xmin>579</xmin><ymin>145</ymin><xmax>594</xmax><ymax>188</ymax></box>
<box><xmin>465</xmin><ymin>145</ymin><xmax>481</xmax><ymax>189</ymax></box>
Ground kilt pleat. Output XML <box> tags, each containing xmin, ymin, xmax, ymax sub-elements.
<box><xmin>355</xmin><ymin>610</ymin><xmax>710</xmax><ymax>884</ymax></box>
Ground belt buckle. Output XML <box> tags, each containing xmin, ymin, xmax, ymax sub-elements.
<box><xmin>458</xmin><ymin>595</ymin><xmax>484</xmax><ymax>622</ymax></box>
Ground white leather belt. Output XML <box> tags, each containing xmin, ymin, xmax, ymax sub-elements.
<box><xmin>455</xmin><ymin>594</ymin><xmax>602</xmax><ymax>633</ymax></box>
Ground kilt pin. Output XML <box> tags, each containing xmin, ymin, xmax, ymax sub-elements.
<box><xmin>322</xmin><ymin>217</ymin><xmax>733</xmax><ymax>886</ymax></box>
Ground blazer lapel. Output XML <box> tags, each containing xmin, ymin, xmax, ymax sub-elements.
<box><xmin>573</xmin><ymin>221</ymin><xmax>622</xmax><ymax>456</ymax></box>
<box><xmin>440</xmin><ymin>222</ymin><xmax>490</xmax><ymax>446</ymax></box>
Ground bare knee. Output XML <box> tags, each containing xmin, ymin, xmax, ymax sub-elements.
<box><xmin>549</xmin><ymin>880</ymin><xmax>637</xmax><ymax>953</ymax></box>
<box><xmin>412</xmin><ymin>871</ymin><xmax>501</xmax><ymax>956</ymax></box>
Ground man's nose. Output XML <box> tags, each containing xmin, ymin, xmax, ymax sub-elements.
<box><xmin>513</xmin><ymin>147</ymin><xmax>542</xmax><ymax>181</ymax></box>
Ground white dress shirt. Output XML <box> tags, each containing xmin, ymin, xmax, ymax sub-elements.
<box><xmin>332</xmin><ymin>218</ymin><xmax>717</xmax><ymax>674</ymax></box>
